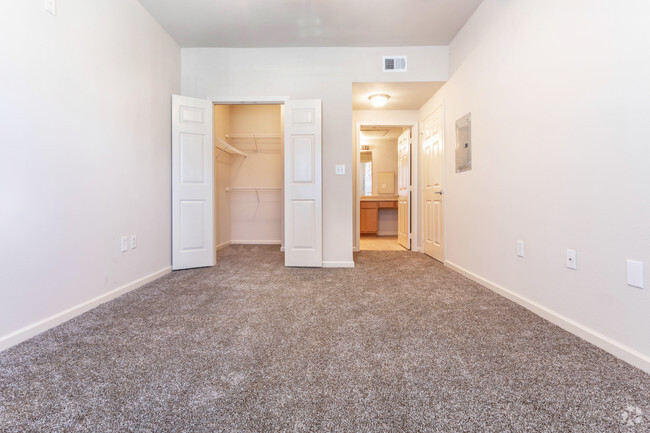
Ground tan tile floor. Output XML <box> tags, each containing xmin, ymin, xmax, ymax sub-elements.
<box><xmin>359</xmin><ymin>235</ymin><xmax>407</xmax><ymax>251</ymax></box>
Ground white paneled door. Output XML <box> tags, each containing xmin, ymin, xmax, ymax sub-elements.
<box><xmin>284</xmin><ymin>100</ymin><xmax>322</xmax><ymax>267</ymax></box>
<box><xmin>171</xmin><ymin>95</ymin><xmax>215</xmax><ymax>270</ymax></box>
<box><xmin>422</xmin><ymin>107</ymin><xmax>444</xmax><ymax>262</ymax></box>
<box><xmin>397</xmin><ymin>129</ymin><xmax>411</xmax><ymax>250</ymax></box>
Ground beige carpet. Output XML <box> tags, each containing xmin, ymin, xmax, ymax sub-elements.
<box><xmin>0</xmin><ymin>245</ymin><xmax>648</xmax><ymax>432</ymax></box>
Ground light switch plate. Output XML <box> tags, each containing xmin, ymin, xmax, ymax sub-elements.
<box><xmin>120</xmin><ymin>236</ymin><xmax>128</xmax><ymax>252</ymax></box>
<box><xmin>335</xmin><ymin>165</ymin><xmax>345</xmax><ymax>175</ymax></box>
<box><xmin>627</xmin><ymin>260</ymin><xmax>644</xmax><ymax>289</ymax></box>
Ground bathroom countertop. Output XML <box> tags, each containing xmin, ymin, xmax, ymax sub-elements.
<box><xmin>360</xmin><ymin>196</ymin><xmax>398</xmax><ymax>201</ymax></box>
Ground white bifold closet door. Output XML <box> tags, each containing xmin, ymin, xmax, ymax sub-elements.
<box><xmin>284</xmin><ymin>100</ymin><xmax>323</xmax><ymax>267</ymax></box>
<box><xmin>171</xmin><ymin>95</ymin><xmax>215</xmax><ymax>270</ymax></box>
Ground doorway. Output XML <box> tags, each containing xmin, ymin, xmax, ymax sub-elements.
<box><xmin>171</xmin><ymin>95</ymin><xmax>323</xmax><ymax>270</ymax></box>
<box><xmin>354</xmin><ymin>121</ymin><xmax>419</xmax><ymax>253</ymax></box>
<box><xmin>213</xmin><ymin>104</ymin><xmax>283</xmax><ymax>253</ymax></box>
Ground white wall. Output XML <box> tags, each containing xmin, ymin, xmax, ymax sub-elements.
<box><xmin>0</xmin><ymin>1</ymin><xmax>180</xmax><ymax>347</ymax></box>
<box><xmin>421</xmin><ymin>0</ymin><xmax>650</xmax><ymax>369</ymax></box>
<box><xmin>182</xmin><ymin>47</ymin><xmax>448</xmax><ymax>265</ymax></box>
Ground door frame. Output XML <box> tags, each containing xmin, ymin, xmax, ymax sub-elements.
<box><xmin>207</xmin><ymin>95</ymin><xmax>290</xmax><ymax>253</ymax></box>
<box><xmin>354</xmin><ymin>120</ymin><xmax>419</xmax><ymax>252</ymax></box>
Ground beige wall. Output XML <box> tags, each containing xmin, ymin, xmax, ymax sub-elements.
<box><xmin>369</xmin><ymin>138</ymin><xmax>398</xmax><ymax>197</ymax></box>
<box><xmin>369</xmin><ymin>138</ymin><xmax>399</xmax><ymax>235</ymax></box>
<box><xmin>420</xmin><ymin>0</ymin><xmax>650</xmax><ymax>370</ymax></box>
<box><xmin>1</xmin><ymin>0</ymin><xmax>180</xmax><ymax>347</ymax></box>
<box><xmin>229</xmin><ymin>105</ymin><xmax>283</xmax><ymax>243</ymax></box>
<box><xmin>183</xmin><ymin>47</ymin><xmax>448</xmax><ymax>266</ymax></box>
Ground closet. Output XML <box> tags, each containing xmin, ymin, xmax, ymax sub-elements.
<box><xmin>213</xmin><ymin>104</ymin><xmax>283</xmax><ymax>250</ymax></box>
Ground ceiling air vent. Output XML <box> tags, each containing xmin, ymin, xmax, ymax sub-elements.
<box><xmin>383</xmin><ymin>56</ymin><xmax>407</xmax><ymax>72</ymax></box>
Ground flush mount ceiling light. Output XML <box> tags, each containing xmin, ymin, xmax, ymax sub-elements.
<box><xmin>368</xmin><ymin>94</ymin><xmax>390</xmax><ymax>108</ymax></box>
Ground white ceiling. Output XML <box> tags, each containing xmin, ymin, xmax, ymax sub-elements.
<box><xmin>136</xmin><ymin>0</ymin><xmax>483</xmax><ymax>48</ymax></box>
<box><xmin>353</xmin><ymin>82</ymin><xmax>444</xmax><ymax>110</ymax></box>
<box><xmin>360</xmin><ymin>127</ymin><xmax>404</xmax><ymax>141</ymax></box>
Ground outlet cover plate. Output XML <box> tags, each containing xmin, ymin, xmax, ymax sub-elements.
<box><xmin>627</xmin><ymin>260</ymin><xmax>644</xmax><ymax>289</ymax></box>
<box><xmin>566</xmin><ymin>249</ymin><xmax>577</xmax><ymax>270</ymax></box>
<box><xmin>45</xmin><ymin>0</ymin><xmax>56</xmax><ymax>15</ymax></box>
<box><xmin>516</xmin><ymin>240</ymin><xmax>525</xmax><ymax>257</ymax></box>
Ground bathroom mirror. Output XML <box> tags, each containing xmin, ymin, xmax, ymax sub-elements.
<box><xmin>360</xmin><ymin>151</ymin><xmax>372</xmax><ymax>196</ymax></box>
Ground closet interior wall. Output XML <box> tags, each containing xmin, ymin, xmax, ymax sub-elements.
<box><xmin>214</xmin><ymin>104</ymin><xmax>283</xmax><ymax>249</ymax></box>
<box><xmin>213</xmin><ymin>105</ymin><xmax>232</xmax><ymax>250</ymax></box>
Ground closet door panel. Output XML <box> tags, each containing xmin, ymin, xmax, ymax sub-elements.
<box><xmin>172</xmin><ymin>94</ymin><xmax>215</xmax><ymax>270</ymax></box>
<box><xmin>284</xmin><ymin>100</ymin><xmax>322</xmax><ymax>267</ymax></box>
<box><xmin>291</xmin><ymin>135</ymin><xmax>315</xmax><ymax>184</ymax></box>
<box><xmin>291</xmin><ymin>200</ymin><xmax>316</xmax><ymax>249</ymax></box>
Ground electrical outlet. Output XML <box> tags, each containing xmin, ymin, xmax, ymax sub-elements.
<box><xmin>516</xmin><ymin>240</ymin><xmax>525</xmax><ymax>257</ymax></box>
<box><xmin>335</xmin><ymin>165</ymin><xmax>345</xmax><ymax>175</ymax></box>
<box><xmin>130</xmin><ymin>235</ymin><xmax>137</xmax><ymax>249</ymax></box>
<box><xmin>566</xmin><ymin>249</ymin><xmax>577</xmax><ymax>270</ymax></box>
<box><xmin>45</xmin><ymin>0</ymin><xmax>56</xmax><ymax>15</ymax></box>
<box><xmin>120</xmin><ymin>236</ymin><xmax>128</xmax><ymax>252</ymax></box>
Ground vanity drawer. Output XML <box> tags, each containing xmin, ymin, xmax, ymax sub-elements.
<box><xmin>360</xmin><ymin>201</ymin><xmax>378</xmax><ymax>209</ymax></box>
<box><xmin>378</xmin><ymin>201</ymin><xmax>397</xmax><ymax>209</ymax></box>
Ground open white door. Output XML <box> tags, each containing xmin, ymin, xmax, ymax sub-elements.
<box><xmin>422</xmin><ymin>108</ymin><xmax>444</xmax><ymax>262</ymax></box>
<box><xmin>284</xmin><ymin>99</ymin><xmax>322</xmax><ymax>267</ymax></box>
<box><xmin>397</xmin><ymin>129</ymin><xmax>411</xmax><ymax>250</ymax></box>
<box><xmin>171</xmin><ymin>95</ymin><xmax>215</xmax><ymax>270</ymax></box>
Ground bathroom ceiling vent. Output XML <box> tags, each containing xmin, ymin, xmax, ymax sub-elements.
<box><xmin>383</xmin><ymin>56</ymin><xmax>407</xmax><ymax>72</ymax></box>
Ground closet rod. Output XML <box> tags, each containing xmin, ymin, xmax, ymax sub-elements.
<box><xmin>226</xmin><ymin>134</ymin><xmax>281</xmax><ymax>139</ymax></box>
<box><xmin>225</xmin><ymin>187</ymin><xmax>282</xmax><ymax>205</ymax></box>
<box><xmin>225</xmin><ymin>187</ymin><xmax>282</xmax><ymax>192</ymax></box>
<box><xmin>226</xmin><ymin>134</ymin><xmax>281</xmax><ymax>153</ymax></box>
<box><xmin>215</xmin><ymin>136</ymin><xmax>247</xmax><ymax>159</ymax></box>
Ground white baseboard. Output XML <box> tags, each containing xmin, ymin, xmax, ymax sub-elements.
<box><xmin>231</xmin><ymin>240</ymin><xmax>282</xmax><ymax>245</ymax></box>
<box><xmin>445</xmin><ymin>261</ymin><xmax>650</xmax><ymax>374</ymax></box>
<box><xmin>216</xmin><ymin>240</ymin><xmax>232</xmax><ymax>251</ymax></box>
<box><xmin>0</xmin><ymin>266</ymin><xmax>172</xmax><ymax>352</ymax></box>
<box><xmin>323</xmin><ymin>261</ymin><xmax>355</xmax><ymax>268</ymax></box>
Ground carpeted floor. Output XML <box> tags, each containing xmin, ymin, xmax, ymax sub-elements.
<box><xmin>1</xmin><ymin>245</ymin><xmax>649</xmax><ymax>432</ymax></box>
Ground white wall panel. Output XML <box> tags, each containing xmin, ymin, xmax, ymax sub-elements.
<box><xmin>420</xmin><ymin>0</ymin><xmax>650</xmax><ymax>368</ymax></box>
<box><xmin>0</xmin><ymin>0</ymin><xmax>181</xmax><ymax>345</ymax></box>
